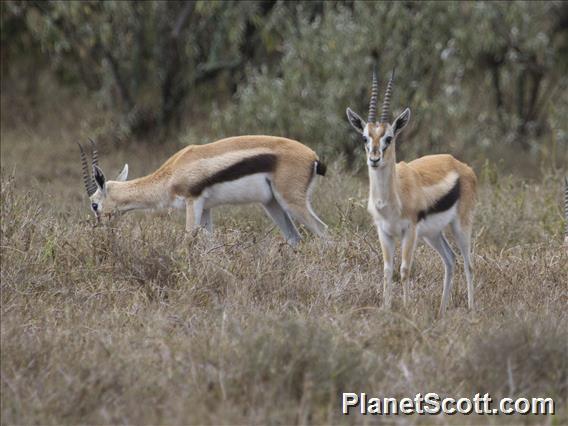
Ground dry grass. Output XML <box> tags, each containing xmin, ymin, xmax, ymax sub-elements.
<box><xmin>1</xmin><ymin>111</ymin><xmax>567</xmax><ymax>425</ymax></box>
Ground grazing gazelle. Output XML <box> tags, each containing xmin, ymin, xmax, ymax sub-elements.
<box><xmin>78</xmin><ymin>136</ymin><xmax>328</xmax><ymax>245</ymax></box>
<box><xmin>346</xmin><ymin>70</ymin><xmax>477</xmax><ymax>316</ymax></box>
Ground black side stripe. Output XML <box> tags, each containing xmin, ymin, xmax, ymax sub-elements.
<box><xmin>418</xmin><ymin>178</ymin><xmax>460</xmax><ymax>221</ymax></box>
<box><xmin>188</xmin><ymin>154</ymin><xmax>277</xmax><ymax>197</ymax></box>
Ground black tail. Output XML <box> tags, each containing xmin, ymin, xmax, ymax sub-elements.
<box><xmin>315</xmin><ymin>160</ymin><xmax>327</xmax><ymax>176</ymax></box>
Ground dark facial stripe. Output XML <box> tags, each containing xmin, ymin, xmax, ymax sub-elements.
<box><xmin>188</xmin><ymin>154</ymin><xmax>277</xmax><ymax>197</ymax></box>
<box><xmin>418</xmin><ymin>178</ymin><xmax>460</xmax><ymax>221</ymax></box>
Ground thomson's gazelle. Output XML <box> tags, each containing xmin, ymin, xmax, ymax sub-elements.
<box><xmin>346</xmin><ymin>70</ymin><xmax>477</xmax><ymax>316</ymax></box>
<box><xmin>78</xmin><ymin>136</ymin><xmax>328</xmax><ymax>245</ymax></box>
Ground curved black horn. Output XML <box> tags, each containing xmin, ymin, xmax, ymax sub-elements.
<box><xmin>78</xmin><ymin>142</ymin><xmax>97</xmax><ymax>196</ymax></box>
<box><xmin>380</xmin><ymin>68</ymin><xmax>395</xmax><ymax>123</ymax></box>
<box><xmin>368</xmin><ymin>67</ymin><xmax>379</xmax><ymax>123</ymax></box>
<box><xmin>89</xmin><ymin>138</ymin><xmax>99</xmax><ymax>168</ymax></box>
<box><xmin>89</xmin><ymin>138</ymin><xmax>100</xmax><ymax>194</ymax></box>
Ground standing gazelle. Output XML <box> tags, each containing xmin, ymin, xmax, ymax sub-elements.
<box><xmin>346</xmin><ymin>70</ymin><xmax>477</xmax><ymax>316</ymax></box>
<box><xmin>78</xmin><ymin>136</ymin><xmax>328</xmax><ymax>245</ymax></box>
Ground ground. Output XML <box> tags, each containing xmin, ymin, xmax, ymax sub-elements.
<box><xmin>1</xmin><ymin>106</ymin><xmax>566</xmax><ymax>424</ymax></box>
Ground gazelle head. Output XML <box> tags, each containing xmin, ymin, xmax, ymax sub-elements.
<box><xmin>78</xmin><ymin>139</ymin><xmax>128</xmax><ymax>222</ymax></box>
<box><xmin>346</xmin><ymin>69</ymin><xmax>411</xmax><ymax>169</ymax></box>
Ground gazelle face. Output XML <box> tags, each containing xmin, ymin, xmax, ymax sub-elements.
<box><xmin>78</xmin><ymin>139</ymin><xmax>128</xmax><ymax>224</ymax></box>
<box><xmin>87</xmin><ymin>165</ymin><xmax>128</xmax><ymax>222</ymax></box>
<box><xmin>362</xmin><ymin>122</ymin><xmax>393</xmax><ymax>168</ymax></box>
<box><xmin>88</xmin><ymin>187</ymin><xmax>118</xmax><ymax>222</ymax></box>
<box><xmin>89</xmin><ymin>189</ymin><xmax>105</xmax><ymax>220</ymax></box>
<box><xmin>346</xmin><ymin>108</ymin><xmax>411</xmax><ymax>169</ymax></box>
<box><xmin>77</xmin><ymin>144</ymin><xmax>129</xmax><ymax>224</ymax></box>
<box><xmin>88</xmin><ymin>189</ymin><xmax>122</xmax><ymax>223</ymax></box>
<box><xmin>88</xmin><ymin>166</ymin><xmax>113</xmax><ymax>222</ymax></box>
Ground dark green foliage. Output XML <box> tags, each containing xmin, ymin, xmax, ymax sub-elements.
<box><xmin>1</xmin><ymin>1</ymin><xmax>567</xmax><ymax>167</ymax></box>
<box><xmin>212</xmin><ymin>2</ymin><xmax>568</xmax><ymax>165</ymax></box>
<box><xmin>2</xmin><ymin>1</ymin><xmax>269</xmax><ymax>134</ymax></box>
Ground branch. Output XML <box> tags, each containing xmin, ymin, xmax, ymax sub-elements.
<box><xmin>171</xmin><ymin>1</ymin><xmax>195</xmax><ymax>39</ymax></box>
<box><xmin>102</xmin><ymin>48</ymin><xmax>134</xmax><ymax>111</ymax></box>
<box><xmin>526</xmin><ymin>69</ymin><xmax>542</xmax><ymax>122</ymax></box>
<box><xmin>195</xmin><ymin>59</ymin><xmax>242</xmax><ymax>85</ymax></box>
<box><xmin>161</xmin><ymin>2</ymin><xmax>195</xmax><ymax>126</ymax></box>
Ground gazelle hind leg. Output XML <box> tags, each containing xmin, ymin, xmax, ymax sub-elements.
<box><xmin>282</xmin><ymin>185</ymin><xmax>327</xmax><ymax>237</ymax></box>
<box><xmin>287</xmin><ymin>203</ymin><xmax>327</xmax><ymax>237</ymax></box>
<box><xmin>305</xmin><ymin>173</ymin><xmax>328</xmax><ymax>235</ymax></box>
<box><xmin>424</xmin><ymin>233</ymin><xmax>456</xmax><ymax>317</ymax></box>
<box><xmin>271</xmin><ymin>185</ymin><xmax>327</xmax><ymax>237</ymax></box>
<box><xmin>307</xmin><ymin>201</ymin><xmax>328</xmax><ymax>234</ymax></box>
<box><xmin>200</xmin><ymin>208</ymin><xmax>213</xmax><ymax>233</ymax></box>
<box><xmin>272</xmin><ymin>168</ymin><xmax>327</xmax><ymax>238</ymax></box>
<box><xmin>263</xmin><ymin>197</ymin><xmax>301</xmax><ymax>246</ymax></box>
<box><xmin>451</xmin><ymin>220</ymin><xmax>474</xmax><ymax>310</ymax></box>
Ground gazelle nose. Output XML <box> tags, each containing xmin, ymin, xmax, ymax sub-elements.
<box><xmin>369</xmin><ymin>158</ymin><xmax>380</xmax><ymax>167</ymax></box>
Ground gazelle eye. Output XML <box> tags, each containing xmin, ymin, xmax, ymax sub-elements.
<box><xmin>91</xmin><ymin>203</ymin><xmax>98</xmax><ymax>211</ymax></box>
<box><xmin>385</xmin><ymin>136</ymin><xmax>392</xmax><ymax>145</ymax></box>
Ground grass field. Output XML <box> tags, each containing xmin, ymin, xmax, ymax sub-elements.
<box><xmin>1</xmin><ymin>105</ymin><xmax>567</xmax><ymax>424</ymax></box>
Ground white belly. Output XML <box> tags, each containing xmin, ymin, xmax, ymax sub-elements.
<box><xmin>171</xmin><ymin>196</ymin><xmax>186</xmax><ymax>209</ymax></box>
<box><xmin>202</xmin><ymin>173</ymin><xmax>272</xmax><ymax>209</ymax></box>
<box><xmin>417</xmin><ymin>204</ymin><xmax>457</xmax><ymax>238</ymax></box>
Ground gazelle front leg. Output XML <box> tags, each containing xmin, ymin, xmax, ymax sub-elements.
<box><xmin>185</xmin><ymin>198</ymin><xmax>195</xmax><ymax>232</ymax></box>
<box><xmin>377</xmin><ymin>226</ymin><xmax>395</xmax><ymax>309</ymax></box>
<box><xmin>400</xmin><ymin>225</ymin><xmax>417</xmax><ymax>307</ymax></box>
<box><xmin>186</xmin><ymin>197</ymin><xmax>210</xmax><ymax>234</ymax></box>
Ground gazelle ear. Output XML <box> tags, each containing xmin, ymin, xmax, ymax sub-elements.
<box><xmin>346</xmin><ymin>108</ymin><xmax>366</xmax><ymax>134</ymax></box>
<box><xmin>393</xmin><ymin>107</ymin><xmax>411</xmax><ymax>136</ymax></box>
<box><xmin>93</xmin><ymin>165</ymin><xmax>106</xmax><ymax>191</ymax></box>
<box><xmin>116</xmin><ymin>164</ymin><xmax>129</xmax><ymax>182</ymax></box>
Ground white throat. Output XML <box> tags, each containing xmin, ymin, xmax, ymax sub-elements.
<box><xmin>368</xmin><ymin>162</ymin><xmax>400</xmax><ymax>212</ymax></box>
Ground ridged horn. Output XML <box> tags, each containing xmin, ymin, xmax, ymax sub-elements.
<box><xmin>89</xmin><ymin>138</ymin><xmax>99</xmax><ymax>169</ymax></box>
<box><xmin>78</xmin><ymin>142</ymin><xmax>97</xmax><ymax>196</ymax></box>
<box><xmin>380</xmin><ymin>68</ymin><xmax>395</xmax><ymax>124</ymax></box>
<box><xmin>368</xmin><ymin>67</ymin><xmax>379</xmax><ymax>123</ymax></box>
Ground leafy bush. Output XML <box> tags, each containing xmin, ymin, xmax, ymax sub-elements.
<box><xmin>212</xmin><ymin>2</ymin><xmax>567</xmax><ymax>167</ymax></box>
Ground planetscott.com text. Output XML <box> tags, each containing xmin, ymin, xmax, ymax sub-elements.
<box><xmin>342</xmin><ymin>392</ymin><xmax>555</xmax><ymax>416</ymax></box>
